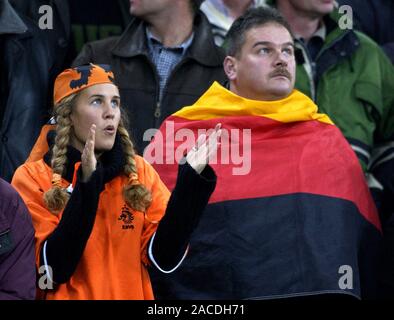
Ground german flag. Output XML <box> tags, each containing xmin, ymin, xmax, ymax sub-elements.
<box><xmin>147</xmin><ymin>82</ymin><xmax>382</xmax><ymax>300</ymax></box>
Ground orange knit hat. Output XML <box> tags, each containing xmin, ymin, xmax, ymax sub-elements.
<box><xmin>53</xmin><ymin>63</ymin><xmax>115</xmax><ymax>104</ymax></box>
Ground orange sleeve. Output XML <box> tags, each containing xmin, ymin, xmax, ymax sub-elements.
<box><xmin>135</xmin><ymin>156</ymin><xmax>171</xmax><ymax>266</ymax></box>
<box><xmin>11</xmin><ymin>163</ymin><xmax>60</xmax><ymax>269</ymax></box>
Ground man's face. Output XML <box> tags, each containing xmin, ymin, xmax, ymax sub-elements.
<box><xmin>288</xmin><ymin>0</ymin><xmax>335</xmax><ymax>18</ymax></box>
<box><xmin>129</xmin><ymin>0</ymin><xmax>171</xmax><ymax>17</ymax></box>
<box><xmin>224</xmin><ymin>23</ymin><xmax>296</xmax><ymax>101</ymax></box>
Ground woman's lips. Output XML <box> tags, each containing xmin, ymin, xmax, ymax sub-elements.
<box><xmin>104</xmin><ymin>125</ymin><xmax>115</xmax><ymax>135</ymax></box>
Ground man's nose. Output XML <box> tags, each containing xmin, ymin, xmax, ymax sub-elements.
<box><xmin>274</xmin><ymin>51</ymin><xmax>288</xmax><ymax>67</ymax></box>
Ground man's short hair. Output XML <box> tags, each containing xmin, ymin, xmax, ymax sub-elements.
<box><xmin>225</xmin><ymin>7</ymin><xmax>293</xmax><ymax>57</ymax></box>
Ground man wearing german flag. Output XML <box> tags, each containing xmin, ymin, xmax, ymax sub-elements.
<box><xmin>148</xmin><ymin>7</ymin><xmax>382</xmax><ymax>300</ymax></box>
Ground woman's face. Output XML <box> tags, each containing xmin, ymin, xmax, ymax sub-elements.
<box><xmin>69</xmin><ymin>83</ymin><xmax>121</xmax><ymax>154</ymax></box>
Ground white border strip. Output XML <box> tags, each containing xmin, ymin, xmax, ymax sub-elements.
<box><xmin>366</xmin><ymin>173</ymin><xmax>384</xmax><ymax>190</ymax></box>
<box><xmin>350</xmin><ymin>145</ymin><xmax>371</xmax><ymax>160</ymax></box>
<box><xmin>148</xmin><ymin>232</ymin><xmax>189</xmax><ymax>274</ymax></box>
<box><xmin>42</xmin><ymin>241</ymin><xmax>55</xmax><ymax>284</ymax></box>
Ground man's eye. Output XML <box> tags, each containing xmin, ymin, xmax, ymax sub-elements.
<box><xmin>258</xmin><ymin>47</ymin><xmax>270</xmax><ymax>54</ymax></box>
<box><xmin>283</xmin><ymin>48</ymin><xmax>294</xmax><ymax>55</ymax></box>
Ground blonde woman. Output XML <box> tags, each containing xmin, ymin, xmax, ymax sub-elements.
<box><xmin>11</xmin><ymin>64</ymin><xmax>220</xmax><ymax>300</ymax></box>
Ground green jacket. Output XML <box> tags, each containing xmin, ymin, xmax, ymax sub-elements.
<box><xmin>294</xmin><ymin>13</ymin><xmax>394</xmax><ymax>175</ymax></box>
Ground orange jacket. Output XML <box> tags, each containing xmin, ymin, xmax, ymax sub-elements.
<box><xmin>26</xmin><ymin>124</ymin><xmax>55</xmax><ymax>163</ymax></box>
<box><xmin>12</xmin><ymin>155</ymin><xmax>170</xmax><ymax>300</ymax></box>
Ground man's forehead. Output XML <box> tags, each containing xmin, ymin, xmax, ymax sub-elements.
<box><xmin>246</xmin><ymin>23</ymin><xmax>293</xmax><ymax>44</ymax></box>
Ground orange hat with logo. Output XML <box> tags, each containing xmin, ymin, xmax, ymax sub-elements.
<box><xmin>53</xmin><ymin>63</ymin><xmax>115</xmax><ymax>104</ymax></box>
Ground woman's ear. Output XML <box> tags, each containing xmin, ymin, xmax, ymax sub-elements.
<box><xmin>223</xmin><ymin>56</ymin><xmax>237</xmax><ymax>80</ymax></box>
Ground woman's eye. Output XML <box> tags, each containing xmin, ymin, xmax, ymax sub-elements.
<box><xmin>91</xmin><ymin>99</ymin><xmax>101</xmax><ymax>106</ymax></box>
<box><xmin>111</xmin><ymin>100</ymin><xmax>120</xmax><ymax>108</ymax></box>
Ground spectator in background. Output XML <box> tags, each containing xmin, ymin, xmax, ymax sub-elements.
<box><xmin>73</xmin><ymin>0</ymin><xmax>226</xmax><ymax>154</ymax></box>
<box><xmin>337</xmin><ymin>0</ymin><xmax>394</xmax><ymax>64</ymax></box>
<box><xmin>9</xmin><ymin>0</ymin><xmax>132</xmax><ymax>72</ymax></box>
<box><xmin>0</xmin><ymin>178</ymin><xmax>35</xmax><ymax>300</ymax></box>
<box><xmin>200</xmin><ymin>0</ymin><xmax>266</xmax><ymax>46</ymax></box>
<box><xmin>63</xmin><ymin>0</ymin><xmax>131</xmax><ymax>67</ymax></box>
<box><xmin>0</xmin><ymin>0</ymin><xmax>60</xmax><ymax>181</ymax></box>
<box><xmin>9</xmin><ymin>0</ymin><xmax>69</xmax><ymax>74</ymax></box>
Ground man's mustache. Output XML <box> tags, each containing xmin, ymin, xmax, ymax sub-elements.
<box><xmin>269</xmin><ymin>67</ymin><xmax>292</xmax><ymax>80</ymax></box>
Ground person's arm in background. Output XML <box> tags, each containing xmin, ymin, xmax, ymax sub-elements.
<box><xmin>382</xmin><ymin>43</ymin><xmax>394</xmax><ymax>65</ymax></box>
<box><xmin>0</xmin><ymin>179</ymin><xmax>36</xmax><ymax>300</ymax></box>
<box><xmin>369</xmin><ymin>49</ymin><xmax>394</xmax><ymax>222</ymax></box>
<box><xmin>367</xmin><ymin>43</ymin><xmax>394</xmax><ymax>297</ymax></box>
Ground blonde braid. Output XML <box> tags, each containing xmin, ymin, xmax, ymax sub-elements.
<box><xmin>43</xmin><ymin>95</ymin><xmax>76</xmax><ymax>213</ymax></box>
<box><xmin>117</xmin><ymin>119</ymin><xmax>152</xmax><ymax>212</ymax></box>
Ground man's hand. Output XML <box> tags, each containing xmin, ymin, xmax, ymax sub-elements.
<box><xmin>186</xmin><ymin>123</ymin><xmax>222</xmax><ymax>174</ymax></box>
<box><xmin>81</xmin><ymin>124</ymin><xmax>97</xmax><ymax>182</ymax></box>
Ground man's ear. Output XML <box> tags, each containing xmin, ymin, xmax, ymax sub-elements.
<box><xmin>223</xmin><ymin>56</ymin><xmax>237</xmax><ymax>80</ymax></box>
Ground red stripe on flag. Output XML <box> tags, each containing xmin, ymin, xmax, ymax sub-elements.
<box><xmin>147</xmin><ymin>115</ymin><xmax>380</xmax><ymax>232</ymax></box>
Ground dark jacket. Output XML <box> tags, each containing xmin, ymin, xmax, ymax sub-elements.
<box><xmin>9</xmin><ymin>0</ymin><xmax>132</xmax><ymax>68</ymax></box>
<box><xmin>9</xmin><ymin>0</ymin><xmax>70</xmax><ymax>71</ymax></box>
<box><xmin>0</xmin><ymin>0</ymin><xmax>61</xmax><ymax>181</ymax></box>
<box><xmin>0</xmin><ymin>177</ymin><xmax>35</xmax><ymax>300</ymax></box>
<box><xmin>73</xmin><ymin>12</ymin><xmax>227</xmax><ymax>154</ymax></box>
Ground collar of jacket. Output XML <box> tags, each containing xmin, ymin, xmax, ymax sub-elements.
<box><xmin>269</xmin><ymin>3</ymin><xmax>361</xmax><ymax>79</ymax></box>
<box><xmin>265</xmin><ymin>0</ymin><xmax>339</xmax><ymax>8</ymax></box>
<box><xmin>322</xmin><ymin>9</ymin><xmax>357</xmax><ymax>47</ymax></box>
<box><xmin>111</xmin><ymin>11</ymin><xmax>223</xmax><ymax>67</ymax></box>
<box><xmin>265</xmin><ymin>0</ymin><xmax>359</xmax><ymax>54</ymax></box>
<box><xmin>0</xmin><ymin>0</ymin><xmax>28</xmax><ymax>35</ymax></box>
<box><xmin>304</xmin><ymin>13</ymin><xmax>360</xmax><ymax>81</ymax></box>
<box><xmin>43</xmin><ymin>130</ymin><xmax>126</xmax><ymax>184</ymax></box>
<box><xmin>43</xmin><ymin>130</ymin><xmax>83</xmax><ymax>183</ymax></box>
<box><xmin>294</xmin><ymin>14</ymin><xmax>360</xmax><ymax>60</ymax></box>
